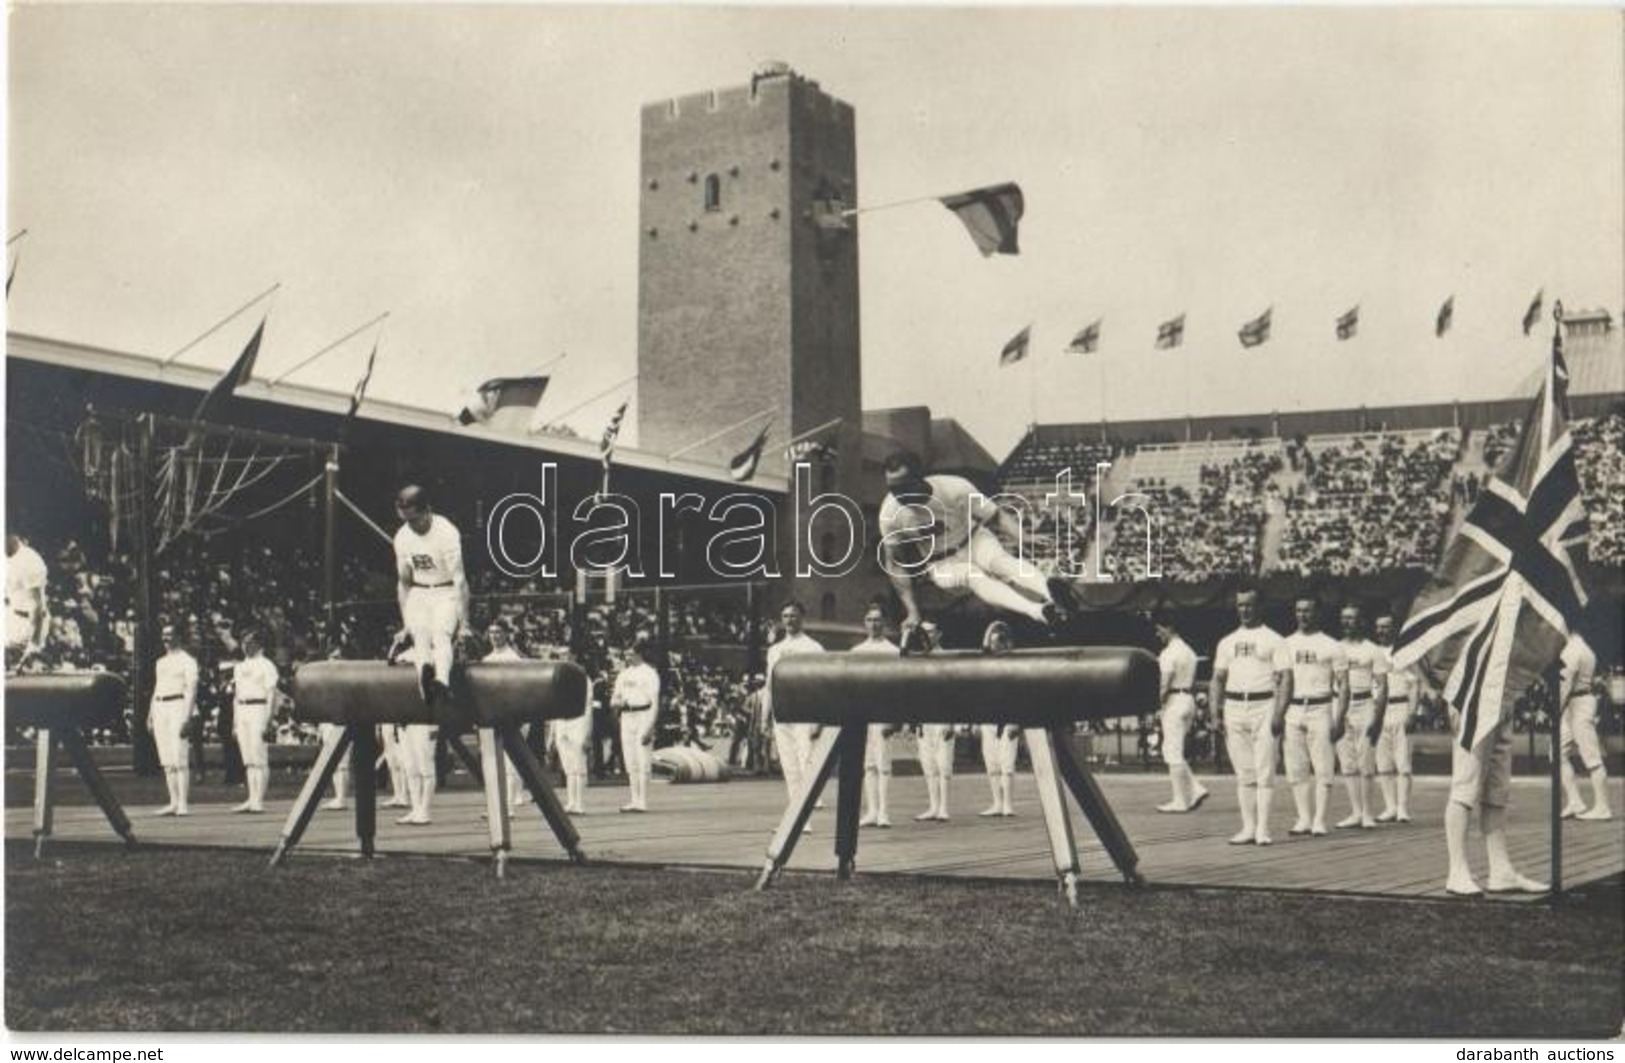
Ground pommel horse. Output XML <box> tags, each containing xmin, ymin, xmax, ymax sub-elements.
<box><xmin>270</xmin><ymin>660</ymin><xmax>589</xmax><ymax>877</ymax></box>
<box><xmin>756</xmin><ymin>647</ymin><xmax>1159</xmax><ymax>906</ymax></box>
<box><xmin>7</xmin><ymin>672</ymin><xmax>136</xmax><ymax>856</ymax></box>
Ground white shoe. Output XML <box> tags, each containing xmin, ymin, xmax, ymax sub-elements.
<box><xmin>1288</xmin><ymin>820</ymin><xmax>1312</xmax><ymax>836</ymax></box>
<box><xmin>1335</xmin><ymin>814</ymin><xmax>1362</xmax><ymax>829</ymax></box>
<box><xmin>323</xmin><ymin>799</ymin><xmax>347</xmax><ymax>811</ymax></box>
<box><xmin>1445</xmin><ymin>874</ymin><xmax>1483</xmax><ymax>897</ymax></box>
<box><xmin>1360</xmin><ymin>816</ymin><xmax>1378</xmax><ymax>829</ymax></box>
<box><xmin>1396</xmin><ymin>812</ymin><xmax>1412</xmax><ymax>823</ymax></box>
<box><xmin>915</xmin><ymin>810</ymin><xmax>937</xmax><ymax>822</ymax></box>
<box><xmin>246</xmin><ymin>804</ymin><xmax>265</xmax><ymax>814</ymax></box>
<box><xmin>1375</xmin><ymin>810</ymin><xmax>1397</xmax><ymax>823</ymax></box>
<box><xmin>383</xmin><ymin>798</ymin><xmax>409</xmax><ymax>809</ymax></box>
<box><xmin>230</xmin><ymin>801</ymin><xmax>255</xmax><ymax>814</ymax></box>
<box><xmin>396</xmin><ymin>812</ymin><xmax>429</xmax><ymax>826</ymax></box>
<box><xmin>1001</xmin><ymin>808</ymin><xmax>1016</xmax><ymax>818</ymax></box>
<box><xmin>1228</xmin><ymin>829</ymin><xmax>1255</xmax><ymax>845</ymax></box>
<box><xmin>858</xmin><ymin>813</ymin><xmax>878</xmax><ymax>827</ymax></box>
<box><xmin>153</xmin><ymin>804</ymin><xmax>177</xmax><ymax>817</ymax></box>
<box><xmin>1310</xmin><ymin>823</ymin><xmax>1329</xmax><ymax>837</ymax></box>
<box><xmin>876</xmin><ymin>816</ymin><xmax>892</xmax><ymax>828</ymax></box>
<box><xmin>1157</xmin><ymin>801</ymin><xmax>1190</xmax><ymax>814</ymax></box>
<box><xmin>1486</xmin><ymin>871</ymin><xmax>1548</xmax><ymax>894</ymax></box>
<box><xmin>933</xmin><ymin>811</ymin><xmax>950</xmax><ymax>822</ymax></box>
<box><xmin>980</xmin><ymin>805</ymin><xmax>1003</xmax><ymax>817</ymax></box>
<box><xmin>1560</xmin><ymin>803</ymin><xmax>1582</xmax><ymax>819</ymax></box>
<box><xmin>1576</xmin><ymin>806</ymin><xmax>1614</xmax><ymax>821</ymax></box>
<box><xmin>1189</xmin><ymin>788</ymin><xmax>1211</xmax><ymax>810</ymax></box>
<box><xmin>1254</xmin><ymin>831</ymin><xmax>1272</xmax><ymax>846</ymax></box>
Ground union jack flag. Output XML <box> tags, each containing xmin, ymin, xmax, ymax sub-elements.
<box><xmin>1392</xmin><ymin>305</ymin><xmax>1588</xmax><ymax>751</ymax></box>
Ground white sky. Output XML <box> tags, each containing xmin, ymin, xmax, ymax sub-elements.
<box><xmin>7</xmin><ymin>5</ymin><xmax>1622</xmax><ymax>461</ymax></box>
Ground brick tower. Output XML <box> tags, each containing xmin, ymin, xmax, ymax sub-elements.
<box><xmin>638</xmin><ymin>64</ymin><xmax>867</xmax><ymax>619</ymax></box>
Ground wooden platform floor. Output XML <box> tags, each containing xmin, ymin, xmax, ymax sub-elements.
<box><xmin>9</xmin><ymin>772</ymin><xmax>1621</xmax><ymax>902</ymax></box>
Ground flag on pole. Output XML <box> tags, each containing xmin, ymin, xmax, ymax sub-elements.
<box><xmin>1155</xmin><ymin>314</ymin><xmax>1186</xmax><ymax>350</ymax></box>
<box><xmin>1238</xmin><ymin>307</ymin><xmax>1272</xmax><ymax>348</ymax></box>
<box><xmin>1391</xmin><ymin>304</ymin><xmax>1588</xmax><ymax>753</ymax></box>
<box><xmin>341</xmin><ymin>340</ymin><xmax>379</xmax><ymax>439</ymax></box>
<box><xmin>939</xmin><ymin>182</ymin><xmax>1024</xmax><ymax>257</ymax></box>
<box><xmin>1335</xmin><ymin>306</ymin><xmax>1359</xmax><ymax>341</ymax></box>
<box><xmin>598</xmin><ymin>399</ymin><xmax>630</xmax><ymax>493</ymax></box>
<box><xmin>786</xmin><ymin>418</ymin><xmax>841</xmax><ymax>464</ymax></box>
<box><xmin>193</xmin><ymin>317</ymin><xmax>266</xmax><ymax>423</ymax></box>
<box><xmin>1066</xmin><ymin>319</ymin><xmax>1102</xmax><ymax>354</ymax></box>
<box><xmin>999</xmin><ymin>325</ymin><xmax>1032</xmax><ymax>367</ymax></box>
<box><xmin>1436</xmin><ymin>295</ymin><xmax>1454</xmax><ymax>338</ymax></box>
<box><xmin>5</xmin><ymin>256</ymin><xmax>16</xmax><ymax>298</ymax></box>
<box><xmin>728</xmin><ymin>422</ymin><xmax>774</xmax><ymax>482</ymax></box>
<box><xmin>456</xmin><ymin>376</ymin><xmax>549</xmax><ymax>426</ymax></box>
<box><xmin>1522</xmin><ymin>288</ymin><xmax>1544</xmax><ymax>336</ymax></box>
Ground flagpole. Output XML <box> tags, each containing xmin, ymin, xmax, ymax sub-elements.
<box><xmin>5</xmin><ymin>228</ymin><xmax>27</xmax><ymax>246</ymax></box>
<box><xmin>668</xmin><ymin>407</ymin><xmax>775</xmax><ymax>461</ymax></box>
<box><xmin>523</xmin><ymin>352</ymin><xmax>569</xmax><ymax>378</ymax></box>
<box><xmin>535</xmin><ymin>374</ymin><xmax>638</xmax><ymax>432</ymax></box>
<box><xmin>160</xmin><ymin>282</ymin><xmax>282</xmax><ymax>367</ymax></box>
<box><xmin>269</xmin><ymin>311</ymin><xmax>391</xmax><ymax>385</ymax></box>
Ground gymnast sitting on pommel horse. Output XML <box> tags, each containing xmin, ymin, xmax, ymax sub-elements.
<box><xmin>757</xmin><ymin>642</ymin><xmax>1159</xmax><ymax>907</ymax></box>
<box><xmin>269</xmin><ymin>655</ymin><xmax>591</xmax><ymax>877</ymax></box>
<box><xmin>6</xmin><ymin>671</ymin><xmax>137</xmax><ymax>857</ymax></box>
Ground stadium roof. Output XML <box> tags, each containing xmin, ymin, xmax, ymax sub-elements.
<box><xmin>6</xmin><ymin>331</ymin><xmax>785</xmax><ymax>491</ymax></box>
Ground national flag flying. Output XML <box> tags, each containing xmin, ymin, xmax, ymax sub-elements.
<box><xmin>939</xmin><ymin>182</ymin><xmax>1024</xmax><ymax>257</ymax></box>
<box><xmin>1155</xmin><ymin>314</ymin><xmax>1186</xmax><ymax>350</ymax></box>
<box><xmin>1436</xmin><ymin>296</ymin><xmax>1454</xmax><ymax>338</ymax></box>
<box><xmin>728</xmin><ymin>422</ymin><xmax>773</xmax><ymax>482</ymax></box>
<box><xmin>456</xmin><ymin>376</ymin><xmax>549</xmax><ymax>426</ymax></box>
<box><xmin>1067</xmin><ymin>319</ymin><xmax>1102</xmax><ymax>354</ymax></box>
<box><xmin>1391</xmin><ymin>315</ymin><xmax>1589</xmax><ymax>753</ymax></box>
<box><xmin>1522</xmin><ymin>288</ymin><xmax>1544</xmax><ymax>336</ymax></box>
<box><xmin>1238</xmin><ymin>307</ymin><xmax>1272</xmax><ymax>349</ymax></box>
<box><xmin>1336</xmin><ymin>306</ymin><xmax>1359</xmax><ymax>341</ymax></box>
<box><xmin>193</xmin><ymin>317</ymin><xmax>266</xmax><ymax>423</ymax></box>
<box><xmin>999</xmin><ymin>325</ymin><xmax>1032</xmax><ymax>367</ymax></box>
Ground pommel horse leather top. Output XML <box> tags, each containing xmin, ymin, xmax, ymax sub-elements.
<box><xmin>770</xmin><ymin>647</ymin><xmax>1160</xmax><ymax>727</ymax></box>
<box><xmin>292</xmin><ymin>659</ymin><xmax>589</xmax><ymax>727</ymax></box>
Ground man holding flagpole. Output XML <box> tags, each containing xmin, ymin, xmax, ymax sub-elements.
<box><xmin>1392</xmin><ymin>303</ymin><xmax>1589</xmax><ymax>897</ymax></box>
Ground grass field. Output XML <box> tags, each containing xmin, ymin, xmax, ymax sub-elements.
<box><xmin>5</xmin><ymin>841</ymin><xmax>1621</xmax><ymax>1037</ymax></box>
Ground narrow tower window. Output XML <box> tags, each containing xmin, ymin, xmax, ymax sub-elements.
<box><xmin>703</xmin><ymin>174</ymin><xmax>722</xmax><ymax>212</ymax></box>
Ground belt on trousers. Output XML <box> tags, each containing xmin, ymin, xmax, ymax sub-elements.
<box><xmin>413</xmin><ymin>581</ymin><xmax>454</xmax><ymax>589</ymax></box>
<box><xmin>1167</xmin><ymin>687</ymin><xmax>1193</xmax><ymax>695</ymax></box>
<box><xmin>1225</xmin><ymin>691</ymin><xmax>1272</xmax><ymax>703</ymax></box>
<box><xmin>238</xmin><ymin>698</ymin><xmax>268</xmax><ymax>705</ymax></box>
<box><xmin>1387</xmin><ymin>695</ymin><xmax>1409</xmax><ymax>704</ymax></box>
<box><xmin>12</xmin><ymin>609</ymin><xmax>31</xmax><ymax>619</ymax></box>
<box><xmin>1291</xmin><ymin>694</ymin><xmax>1332</xmax><ymax>707</ymax></box>
<box><xmin>156</xmin><ymin>694</ymin><xmax>185</xmax><ymax>702</ymax></box>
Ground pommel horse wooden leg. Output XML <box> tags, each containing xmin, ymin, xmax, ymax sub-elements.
<box><xmin>1050</xmin><ymin>727</ymin><xmax>1142</xmax><ymax>887</ymax></box>
<box><xmin>350</xmin><ymin>724</ymin><xmax>379</xmax><ymax>858</ymax></box>
<box><xmin>269</xmin><ymin>725</ymin><xmax>354</xmax><ymax>869</ymax></box>
<box><xmin>832</xmin><ymin>725</ymin><xmax>868</xmax><ymax>880</ymax></box>
<box><xmin>755</xmin><ymin>726</ymin><xmax>845</xmax><ymax>891</ymax></box>
<box><xmin>1022</xmin><ymin>726</ymin><xmax>1084</xmax><ymax>908</ymax></box>
<box><xmin>499</xmin><ymin>725</ymin><xmax>584</xmax><ymax>866</ymax></box>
